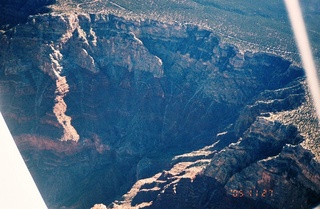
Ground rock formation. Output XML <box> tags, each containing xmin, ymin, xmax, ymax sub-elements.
<box><xmin>0</xmin><ymin>2</ymin><xmax>319</xmax><ymax>209</ymax></box>
<box><xmin>110</xmin><ymin>85</ymin><xmax>320</xmax><ymax>209</ymax></box>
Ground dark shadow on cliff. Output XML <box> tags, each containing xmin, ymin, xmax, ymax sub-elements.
<box><xmin>0</xmin><ymin>0</ymin><xmax>56</xmax><ymax>30</ymax></box>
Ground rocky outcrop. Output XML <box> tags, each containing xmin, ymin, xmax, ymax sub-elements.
<box><xmin>53</xmin><ymin>76</ymin><xmax>80</xmax><ymax>141</ymax></box>
<box><xmin>91</xmin><ymin>204</ymin><xmax>107</xmax><ymax>209</ymax></box>
<box><xmin>107</xmin><ymin>78</ymin><xmax>320</xmax><ymax>209</ymax></box>
<box><xmin>0</xmin><ymin>11</ymin><xmax>318</xmax><ymax>209</ymax></box>
<box><xmin>110</xmin><ymin>115</ymin><xmax>320</xmax><ymax>209</ymax></box>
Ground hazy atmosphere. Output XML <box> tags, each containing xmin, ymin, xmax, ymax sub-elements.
<box><xmin>0</xmin><ymin>0</ymin><xmax>320</xmax><ymax>208</ymax></box>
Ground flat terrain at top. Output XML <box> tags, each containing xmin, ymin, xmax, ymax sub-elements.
<box><xmin>50</xmin><ymin>0</ymin><xmax>320</xmax><ymax>65</ymax></box>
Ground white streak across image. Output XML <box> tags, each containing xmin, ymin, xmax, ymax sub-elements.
<box><xmin>284</xmin><ymin>0</ymin><xmax>320</xmax><ymax>122</ymax></box>
<box><xmin>0</xmin><ymin>112</ymin><xmax>47</xmax><ymax>208</ymax></box>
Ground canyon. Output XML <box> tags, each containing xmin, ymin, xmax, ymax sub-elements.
<box><xmin>0</xmin><ymin>1</ymin><xmax>320</xmax><ymax>208</ymax></box>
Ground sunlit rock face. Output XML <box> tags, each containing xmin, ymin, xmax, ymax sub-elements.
<box><xmin>0</xmin><ymin>10</ymin><xmax>319</xmax><ymax>209</ymax></box>
<box><xmin>110</xmin><ymin>98</ymin><xmax>320</xmax><ymax>209</ymax></box>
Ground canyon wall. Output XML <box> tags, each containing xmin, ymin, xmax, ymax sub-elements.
<box><xmin>0</xmin><ymin>11</ymin><xmax>319</xmax><ymax>209</ymax></box>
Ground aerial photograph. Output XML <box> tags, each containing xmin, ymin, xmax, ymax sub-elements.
<box><xmin>0</xmin><ymin>0</ymin><xmax>319</xmax><ymax>208</ymax></box>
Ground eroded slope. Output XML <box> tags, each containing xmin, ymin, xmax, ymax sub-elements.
<box><xmin>0</xmin><ymin>12</ymin><xmax>319</xmax><ymax>209</ymax></box>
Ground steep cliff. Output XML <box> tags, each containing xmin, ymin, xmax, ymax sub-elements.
<box><xmin>109</xmin><ymin>82</ymin><xmax>320</xmax><ymax>209</ymax></box>
<box><xmin>0</xmin><ymin>5</ymin><xmax>319</xmax><ymax>209</ymax></box>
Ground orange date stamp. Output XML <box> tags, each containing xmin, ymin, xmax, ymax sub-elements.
<box><xmin>229</xmin><ymin>189</ymin><xmax>274</xmax><ymax>198</ymax></box>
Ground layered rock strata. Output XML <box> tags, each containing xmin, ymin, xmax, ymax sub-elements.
<box><xmin>0</xmin><ymin>11</ymin><xmax>319</xmax><ymax>209</ymax></box>
<box><xmin>110</xmin><ymin>88</ymin><xmax>320</xmax><ymax>209</ymax></box>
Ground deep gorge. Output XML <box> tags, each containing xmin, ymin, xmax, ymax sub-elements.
<box><xmin>0</xmin><ymin>11</ymin><xmax>319</xmax><ymax>209</ymax></box>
